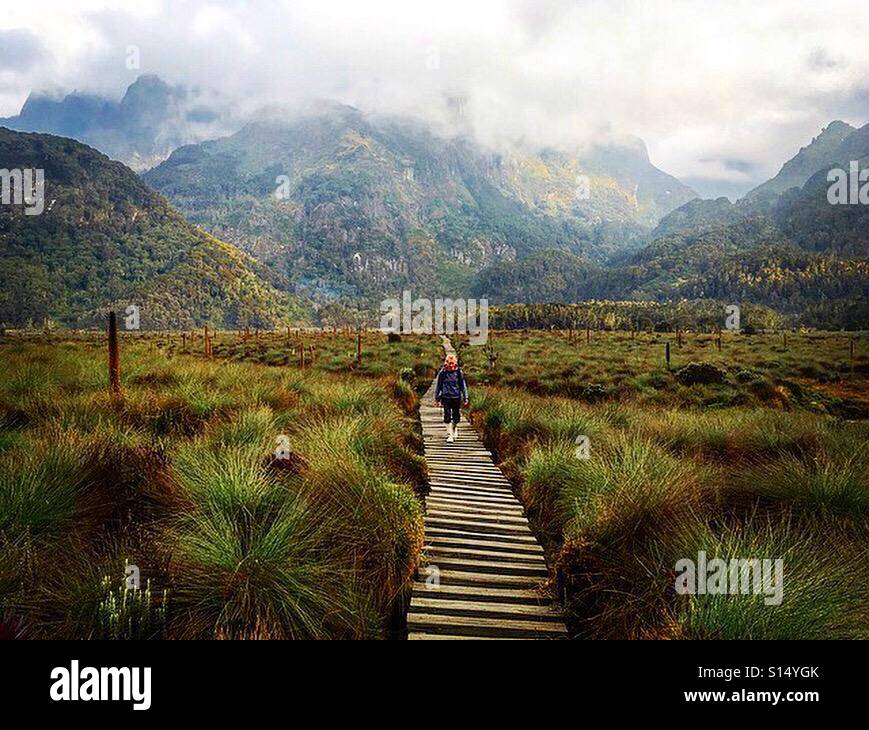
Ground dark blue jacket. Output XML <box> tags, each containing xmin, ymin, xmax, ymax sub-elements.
<box><xmin>436</xmin><ymin>368</ymin><xmax>468</xmax><ymax>401</ymax></box>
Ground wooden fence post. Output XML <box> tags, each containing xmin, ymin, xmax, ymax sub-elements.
<box><xmin>356</xmin><ymin>331</ymin><xmax>362</xmax><ymax>366</ymax></box>
<box><xmin>108</xmin><ymin>311</ymin><xmax>121</xmax><ymax>394</ymax></box>
<box><xmin>300</xmin><ymin>340</ymin><xmax>306</xmax><ymax>369</ymax></box>
<box><xmin>665</xmin><ymin>342</ymin><xmax>671</xmax><ymax>370</ymax></box>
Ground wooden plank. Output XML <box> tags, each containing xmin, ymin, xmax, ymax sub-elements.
<box><xmin>425</xmin><ymin>509</ymin><xmax>530</xmax><ymax>527</ymax></box>
<box><xmin>423</xmin><ymin>557</ymin><xmax>548</xmax><ymax>577</ymax></box>
<box><xmin>423</xmin><ymin>520</ymin><xmax>534</xmax><ymax>540</ymax></box>
<box><xmin>424</xmin><ymin>513</ymin><xmax>532</xmax><ymax>531</ymax></box>
<box><xmin>425</xmin><ymin>545</ymin><xmax>545</xmax><ymax>564</ymax></box>
<box><xmin>408</xmin><ymin>633</ymin><xmax>519</xmax><ymax>640</ymax></box>
<box><xmin>425</xmin><ymin>535</ymin><xmax>544</xmax><ymax>556</ymax></box>
<box><xmin>426</xmin><ymin>499</ymin><xmax>525</xmax><ymax>514</ymax></box>
<box><xmin>425</xmin><ymin>500</ymin><xmax>525</xmax><ymax>516</ymax></box>
<box><xmin>427</xmin><ymin>472</ymin><xmax>514</xmax><ymax>484</ymax></box>
<box><xmin>427</xmin><ymin>489</ymin><xmax>516</xmax><ymax>502</ymax></box>
<box><xmin>422</xmin><ymin>568</ymin><xmax>542</xmax><ymax>589</ymax></box>
<box><xmin>428</xmin><ymin>481</ymin><xmax>513</xmax><ymax>495</ymax></box>
<box><xmin>407</xmin><ymin>613</ymin><xmax>567</xmax><ymax>639</ymax></box>
<box><xmin>410</xmin><ymin>598</ymin><xmax>563</xmax><ymax>620</ymax></box>
<box><xmin>424</xmin><ymin>526</ymin><xmax>540</xmax><ymax>545</ymax></box>
<box><xmin>411</xmin><ymin>582</ymin><xmax>551</xmax><ymax>605</ymax></box>
<box><xmin>427</xmin><ymin>489</ymin><xmax>517</xmax><ymax>505</ymax></box>
<box><xmin>428</xmin><ymin>485</ymin><xmax>516</xmax><ymax>500</ymax></box>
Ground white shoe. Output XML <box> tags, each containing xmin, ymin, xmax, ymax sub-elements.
<box><xmin>453</xmin><ymin>423</ymin><xmax>459</xmax><ymax>440</ymax></box>
<box><xmin>446</xmin><ymin>424</ymin><xmax>455</xmax><ymax>442</ymax></box>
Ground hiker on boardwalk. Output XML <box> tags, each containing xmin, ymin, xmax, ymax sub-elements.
<box><xmin>434</xmin><ymin>353</ymin><xmax>469</xmax><ymax>443</ymax></box>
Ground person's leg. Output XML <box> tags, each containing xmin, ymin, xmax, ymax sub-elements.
<box><xmin>443</xmin><ymin>401</ymin><xmax>453</xmax><ymax>440</ymax></box>
<box><xmin>449</xmin><ymin>400</ymin><xmax>460</xmax><ymax>438</ymax></box>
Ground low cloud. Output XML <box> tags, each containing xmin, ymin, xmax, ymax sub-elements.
<box><xmin>1</xmin><ymin>0</ymin><xmax>867</xmax><ymax>197</ymax></box>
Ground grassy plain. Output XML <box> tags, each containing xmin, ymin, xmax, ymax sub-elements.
<box><xmin>1</xmin><ymin>327</ymin><xmax>866</xmax><ymax>639</ymax></box>
<box><xmin>0</xmin><ymin>331</ymin><xmax>429</xmax><ymax>638</ymax></box>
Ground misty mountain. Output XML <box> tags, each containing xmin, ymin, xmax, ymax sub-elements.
<box><xmin>743</xmin><ymin>120</ymin><xmax>856</xmax><ymax>203</ymax></box>
<box><xmin>143</xmin><ymin>102</ymin><xmax>696</xmax><ymax>303</ymax></box>
<box><xmin>652</xmin><ymin>120</ymin><xmax>869</xmax><ymax>239</ymax></box>
<box><xmin>0</xmin><ymin>75</ymin><xmax>235</xmax><ymax>172</ymax></box>
<box><xmin>471</xmin><ymin>121</ymin><xmax>869</xmax><ymax>328</ymax></box>
<box><xmin>0</xmin><ymin>128</ymin><xmax>303</xmax><ymax>328</ymax></box>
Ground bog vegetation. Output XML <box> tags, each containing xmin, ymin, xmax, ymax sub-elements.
<box><xmin>0</xmin><ymin>330</ymin><xmax>432</xmax><ymax>638</ymax></box>
<box><xmin>455</xmin><ymin>328</ymin><xmax>869</xmax><ymax>638</ymax></box>
<box><xmin>0</xmin><ymin>325</ymin><xmax>866</xmax><ymax>639</ymax></box>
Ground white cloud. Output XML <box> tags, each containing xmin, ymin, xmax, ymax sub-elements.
<box><xmin>1</xmin><ymin>0</ymin><xmax>867</xmax><ymax>194</ymax></box>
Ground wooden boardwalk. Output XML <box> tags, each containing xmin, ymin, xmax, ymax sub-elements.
<box><xmin>407</xmin><ymin>342</ymin><xmax>567</xmax><ymax>639</ymax></box>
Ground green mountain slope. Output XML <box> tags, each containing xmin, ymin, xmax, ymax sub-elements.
<box><xmin>744</xmin><ymin>120</ymin><xmax>856</xmax><ymax>203</ymax></box>
<box><xmin>472</xmin><ymin>203</ymin><xmax>867</xmax><ymax>327</ymax></box>
<box><xmin>652</xmin><ymin>121</ymin><xmax>869</xmax><ymax>239</ymax></box>
<box><xmin>0</xmin><ymin>128</ymin><xmax>302</xmax><ymax>328</ymax></box>
<box><xmin>143</xmin><ymin>103</ymin><xmax>695</xmax><ymax>303</ymax></box>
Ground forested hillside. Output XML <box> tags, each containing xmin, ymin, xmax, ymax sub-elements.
<box><xmin>144</xmin><ymin>102</ymin><xmax>695</xmax><ymax>304</ymax></box>
<box><xmin>0</xmin><ymin>128</ymin><xmax>304</xmax><ymax>328</ymax></box>
<box><xmin>472</xmin><ymin>121</ymin><xmax>868</xmax><ymax>328</ymax></box>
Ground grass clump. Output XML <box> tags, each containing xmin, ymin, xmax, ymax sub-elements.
<box><xmin>668</xmin><ymin>519</ymin><xmax>869</xmax><ymax>640</ymax></box>
<box><xmin>0</xmin><ymin>337</ymin><xmax>425</xmax><ymax>639</ymax></box>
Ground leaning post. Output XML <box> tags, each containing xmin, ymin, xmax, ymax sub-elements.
<box><xmin>108</xmin><ymin>311</ymin><xmax>121</xmax><ymax>394</ymax></box>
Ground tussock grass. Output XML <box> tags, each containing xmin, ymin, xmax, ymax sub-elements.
<box><xmin>0</xmin><ymin>337</ymin><xmax>424</xmax><ymax>639</ymax></box>
<box><xmin>169</xmin><ymin>492</ymin><xmax>372</xmax><ymax>639</ymax></box>
<box><xmin>0</xmin><ymin>436</ymin><xmax>92</xmax><ymax>538</ymax></box>
<box><xmin>467</xmin><ymin>346</ymin><xmax>867</xmax><ymax>639</ymax></box>
<box><xmin>560</xmin><ymin>433</ymin><xmax>705</xmax><ymax>541</ymax></box>
<box><xmin>726</xmin><ymin>448</ymin><xmax>869</xmax><ymax>521</ymax></box>
<box><xmin>668</xmin><ymin>518</ymin><xmax>869</xmax><ymax>640</ymax></box>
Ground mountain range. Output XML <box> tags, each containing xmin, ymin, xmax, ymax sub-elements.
<box><xmin>0</xmin><ymin>75</ymin><xmax>235</xmax><ymax>172</ymax></box>
<box><xmin>0</xmin><ymin>75</ymin><xmax>866</xmax><ymax>330</ymax></box>
<box><xmin>141</xmin><ymin>101</ymin><xmax>696</xmax><ymax>304</ymax></box>
<box><xmin>473</xmin><ymin>121</ymin><xmax>868</xmax><ymax>328</ymax></box>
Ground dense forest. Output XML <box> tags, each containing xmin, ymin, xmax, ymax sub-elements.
<box><xmin>0</xmin><ymin>129</ymin><xmax>306</xmax><ymax>328</ymax></box>
<box><xmin>1</xmin><ymin>115</ymin><xmax>867</xmax><ymax>331</ymax></box>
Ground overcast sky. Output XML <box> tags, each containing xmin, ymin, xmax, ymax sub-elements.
<box><xmin>2</xmin><ymin>0</ymin><xmax>868</xmax><ymax>198</ymax></box>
